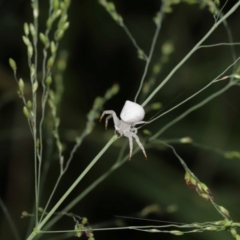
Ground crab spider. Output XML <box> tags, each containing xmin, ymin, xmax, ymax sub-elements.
<box><xmin>100</xmin><ymin>100</ymin><xmax>147</xmax><ymax>160</ymax></box>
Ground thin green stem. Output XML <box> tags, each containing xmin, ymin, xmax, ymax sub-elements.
<box><xmin>0</xmin><ymin>198</ymin><xmax>21</xmax><ymax>240</ymax></box>
<box><xmin>38</xmin><ymin>49</ymin><xmax>49</xmax><ymax>198</ymax></box>
<box><xmin>191</xmin><ymin>142</ymin><xmax>225</xmax><ymax>155</ymax></box>
<box><xmin>32</xmin><ymin>0</ymin><xmax>39</xmax><ymax>226</ymax></box>
<box><xmin>134</xmin><ymin>2</ymin><xmax>165</xmax><ymax>103</ymax></box>
<box><xmin>149</xmin><ymin>81</ymin><xmax>234</xmax><ymax>141</ymax></box>
<box><xmin>43</xmin><ymin>141</ymin><xmax>128</xmax><ymax>231</ymax></box>
<box><xmin>141</xmin><ymin>1</ymin><xmax>240</xmax><ymax>107</ymax></box>
<box><xmin>39</xmin><ymin>0</ymin><xmax>71</xmax><ymax>222</ymax></box>
<box><xmin>122</xmin><ymin>25</ymin><xmax>147</xmax><ymax>60</ymax></box>
<box><xmin>30</xmin><ymin>1</ymin><xmax>53</xmax><ymax>233</ymax></box>
<box><xmin>39</xmin><ymin>131</ymin><xmax>88</xmax><ymax>224</ymax></box>
<box><xmin>219</xmin><ymin>5</ymin><xmax>237</xmax><ymax>65</ymax></box>
<box><xmin>26</xmin><ymin>135</ymin><xmax>118</xmax><ymax>240</ymax></box>
<box><xmin>199</xmin><ymin>43</ymin><xmax>240</xmax><ymax>49</ymax></box>
<box><xmin>145</xmin><ymin>55</ymin><xmax>240</xmax><ymax>124</ymax></box>
<box><xmin>38</xmin><ymin>218</ymin><xmax>239</xmax><ymax>233</ymax></box>
<box><xmin>40</xmin><ymin>84</ymin><xmax>119</xmax><ymax>224</ymax></box>
<box><xmin>148</xmin><ymin>80</ymin><xmax>215</xmax><ymax>123</ymax></box>
<box><xmin>160</xmin><ymin>141</ymin><xmax>230</xmax><ymax>220</ymax></box>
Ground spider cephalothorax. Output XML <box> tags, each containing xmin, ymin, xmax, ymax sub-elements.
<box><xmin>100</xmin><ymin>100</ymin><xmax>147</xmax><ymax>159</ymax></box>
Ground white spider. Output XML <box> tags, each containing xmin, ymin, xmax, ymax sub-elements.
<box><xmin>100</xmin><ymin>100</ymin><xmax>147</xmax><ymax>160</ymax></box>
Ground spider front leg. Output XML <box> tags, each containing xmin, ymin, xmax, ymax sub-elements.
<box><xmin>105</xmin><ymin>115</ymin><xmax>113</xmax><ymax>130</ymax></box>
<box><xmin>100</xmin><ymin>110</ymin><xmax>120</xmax><ymax>130</ymax></box>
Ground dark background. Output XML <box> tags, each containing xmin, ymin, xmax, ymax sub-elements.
<box><xmin>0</xmin><ymin>0</ymin><xmax>240</xmax><ymax>239</ymax></box>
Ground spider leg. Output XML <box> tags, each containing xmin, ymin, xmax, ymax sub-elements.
<box><xmin>126</xmin><ymin>130</ymin><xmax>147</xmax><ymax>159</ymax></box>
<box><xmin>99</xmin><ymin>112</ymin><xmax>106</xmax><ymax>122</ymax></box>
<box><xmin>105</xmin><ymin>115</ymin><xmax>113</xmax><ymax>130</ymax></box>
<box><xmin>132</xmin><ymin>133</ymin><xmax>147</xmax><ymax>159</ymax></box>
<box><xmin>128</xmin><ymin>135</ymin><xmax>133</xmax><ymax>160</ymax></box>
<box><xmin>100</xmin><ymin>110</ymin><xmax>119</xmax><ymax>130</ymax></box>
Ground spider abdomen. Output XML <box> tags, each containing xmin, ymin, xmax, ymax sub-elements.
<box><xmin>120</xmin><ymin>100</ymin><xmax>145</xmax><ymax>123</ymax></box>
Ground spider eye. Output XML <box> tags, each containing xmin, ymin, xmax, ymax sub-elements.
<box><xmin>120</xmin><ymin>100</ymin><xmax>145</xmax><ymax>123</ymax></box>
